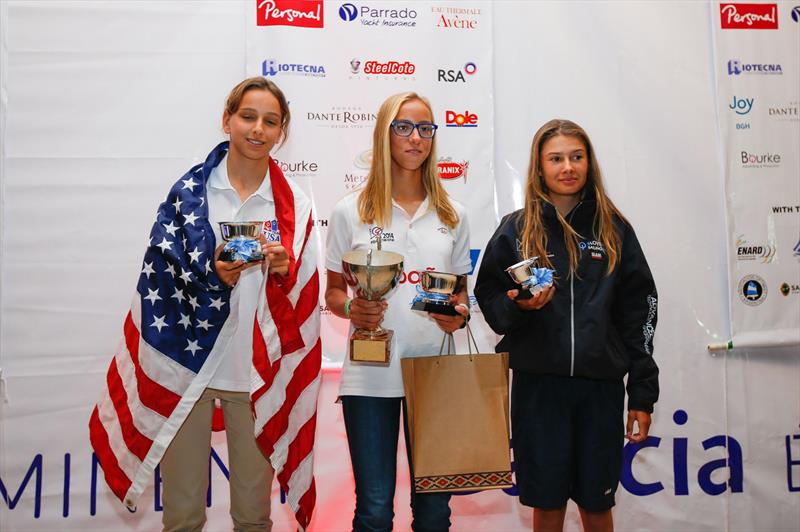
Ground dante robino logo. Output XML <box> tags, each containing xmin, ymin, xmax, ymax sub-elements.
<box><xmin>738</xmin><ymin>275</ymin><xmax>767</xmax><ymax>306</ymax></box>
<box><xmin>437</xmin><ymin>62</ymin><xmax>477</xmax><ymax>82</ymax></box>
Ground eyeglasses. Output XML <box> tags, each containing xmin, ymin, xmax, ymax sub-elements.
<box><xmin>390</xmin><ymin>120</ymin><xmax>438</xmax><ymax>139</ymax></box>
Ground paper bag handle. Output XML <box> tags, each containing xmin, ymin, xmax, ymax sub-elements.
<box><xmin>437</xmin><ymin>323</ymin><xmax>480</xmax><ymax>360</ymax></box>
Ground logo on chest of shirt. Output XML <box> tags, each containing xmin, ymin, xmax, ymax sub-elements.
<box><xmin>263</xmin><ymin>219</ymin><xmax>280</xmax><ymax>242</ymax></box>
<box><xmin>369</xmin><ymin>226</ymin><xmax>395</xmax><ymax>244</ymax></box>
<box><xmin>579</xmin><ymin>240</ymin><xmax>607</xmax><ymax>261</ymax></box>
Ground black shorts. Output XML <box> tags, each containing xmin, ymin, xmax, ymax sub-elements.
<box><xmin>511</xmin><ymin>372</ymin><xmax>625</xmax><ymax>512</ymax></box>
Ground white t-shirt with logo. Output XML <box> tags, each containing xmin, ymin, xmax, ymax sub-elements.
<box><xmin>326</xmin><ymin>191</ymin><xmax>472</xmax><ymax>398</ymax></box>
<box><xmin>206</xmin><ymin>156</ymin><xmax>275</xmax><ymax>392</ymax></box>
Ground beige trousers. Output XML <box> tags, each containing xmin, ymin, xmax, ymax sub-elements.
<box><xmin>160</xmin><ymin>388</ymin><xmax>274</xmax><ymax>532</ymax></box>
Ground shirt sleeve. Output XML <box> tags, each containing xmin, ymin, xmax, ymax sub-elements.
<box><xmin>612</xmin><ymin>223</ymin><xmax>660</xmax><ymax>413</ymax></box>
<box><xmin>325</xmin><ymin>196</ymin><xmax>354</xmax><ymax>273</ymax></box>
<box><xmin>473</xmin><ymin>214</ymin><xmax>530</xmax><ymax>335</ymax></box>
<box><xmin>450</xmin><ymin>206</ymin><xmax>472</xmax><ymax>275</ymax></box>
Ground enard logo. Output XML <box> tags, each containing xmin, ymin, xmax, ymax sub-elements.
<box><xmin>720</xmin><ymin>3</ymin><xmax>778</xmax><ymax>29</ymax></box>
<box><xmin>256</xmin><ymin>0</ymin><xmax>324</xmax><ymax>28</ymax></box>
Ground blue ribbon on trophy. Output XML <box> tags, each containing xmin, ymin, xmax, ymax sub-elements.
<box><xmin>218</xmin><ymin>221</ymin><xmax>265</xmax><ymax>263</ymax></box>
<box><xmin>410</xmin><ymin>271</ymin><xmax>466</xmax><ymax>316</ymax></box>
<box><xmin>506</xmin><ymin>257</ymin><xmax>555</xmax><ymax>299</ymax></box>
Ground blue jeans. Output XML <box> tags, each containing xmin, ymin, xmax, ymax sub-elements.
<box><xmin>341</xmin><ymin>395</ymin><xmax>452</xmax><ymax>532</ymax></box>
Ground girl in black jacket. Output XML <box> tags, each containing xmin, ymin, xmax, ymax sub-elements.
<box><xmin>474</xmin><ymin>119</ymin><xmax>658</xmax><ymax>532</ymax></box>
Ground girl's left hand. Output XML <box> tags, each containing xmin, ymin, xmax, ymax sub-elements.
<box><xmin>429</xmin><ymin>298</ymin><xmax>469</xmax><ymax>334</ymax></box>
<box><xmin>261</xmin><ymin>239</ymin><xmax>290</xmax><ymax>276</ymax></box>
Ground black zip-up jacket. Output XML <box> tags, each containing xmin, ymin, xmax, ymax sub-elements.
<box><xmin>474</xmin><ymin>195</ymin><xmax>659</xmax><ymax>412</ymax></box>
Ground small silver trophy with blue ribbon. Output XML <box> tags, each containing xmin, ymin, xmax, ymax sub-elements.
<box><xmin>506</xmin><ymin>257</ymin><xmax>554</xmax><ymax>299</ymax></box>
<box><xmin>218</xmin><ymin>221</ymin><xmax>264</xmax><ymax>262</ymax></box>
<box><xmin>411</xmin><ymin>271</ymin><xmax>466</xmax><ymax>315</ymax></box>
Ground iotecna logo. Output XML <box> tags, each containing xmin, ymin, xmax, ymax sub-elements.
<box><xmin>445</xmin><ymin>110</ymin><xmax>478</xmax><ymax>127</ymax></box>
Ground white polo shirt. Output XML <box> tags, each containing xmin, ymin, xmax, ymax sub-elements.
<box><xmin>326</xmin><ymin>191</ymin><xmax>472</xmax><ymax>398</ymax></box>
<box><xmin>206</xmin><ymin>155</ymin><xmax>274</xmax><ymax>391</ymax></box>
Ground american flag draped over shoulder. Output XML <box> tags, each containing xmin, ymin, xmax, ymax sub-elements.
<box><xmin>89</xmin><ymin>142</ymin><xmax>321</xmax><ymax>528</ymax></box>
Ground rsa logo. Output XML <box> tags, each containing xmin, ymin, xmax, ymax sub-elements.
<box><xmin>437</xmin><ymin>62</ymin><xmax>477</xmax><ymax>83</ymax></box>
<box><xmin>256</xmin><ymin>0</ymin><xmax>324</xmax><ymax>28</ymax></box>
<box><xmin>445</xmin><ymin>110</ymin><xmax>478</xmax><ymax>127</ymax></box>
<box><xmin>720</xmin><ymin>3</ymin><xmax>778</xmax><ymax>29</ymax></box>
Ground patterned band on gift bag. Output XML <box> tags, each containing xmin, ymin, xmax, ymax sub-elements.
<box><xmin>414</xmin><ymin>470</ymin><xmax>513</xmax><ymax>493</ymax></box>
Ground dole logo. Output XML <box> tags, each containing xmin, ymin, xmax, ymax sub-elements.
<box><xmin>720</xmin><ymin>3</ymin><xmax>778</xmax><ymax>29</ymax></box>
<box><xmin>445</xmin><ymin>110</ymin><xmax>478</xmax><ymax>127</ymax></box>
<box><xmin>437</xmin><ymin>159</ymin><xmax>469</xmax><ymax>180</ymax></box>
<box><xmin>256</xmin><ymin>0</ymin><xmax>324</xmax><ymax>28</ymax></box>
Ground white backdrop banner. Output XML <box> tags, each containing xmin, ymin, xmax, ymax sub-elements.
<box><xmin>714</xmin><ymin>1</ymin><xmax>800</xmax><ymax>349</ymax></box>
<box><xmin>1</xmin><ymin>1</ymin><xmax>799</xmax><ymax>531</ymax></box>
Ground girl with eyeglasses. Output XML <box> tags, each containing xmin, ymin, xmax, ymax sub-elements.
<box><xmin>474</xmin><ymin>119</ymin><xmax>659</xmax><ymax>532</ymax></box>
<box><xmin>325</xmin><ymin>92</ymin><xmax>472</xmax><ymax>531</ymax></box>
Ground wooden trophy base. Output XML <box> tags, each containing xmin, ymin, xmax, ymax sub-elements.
<box><xmin>350</xmin><ymin>329</ymin><xmax>393</xmax><ymax>365</ymax></box>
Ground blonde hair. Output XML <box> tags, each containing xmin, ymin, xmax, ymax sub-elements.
<box><xmin>357</xmin><ymin>92</ymin><xmax>459</xmax><ymax>228</ymax></box>
<box><xmin>224</xmin><ymin>77</ymin><xmax>290</xmax><ymax>145</ymax></box>
<box><xmin>520</xmin><ymin>119</ymin><xmax>625</xmax><ymax>274</ymax></box>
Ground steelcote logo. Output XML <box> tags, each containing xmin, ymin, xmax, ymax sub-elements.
<box><xmin>445</xmin><ymin>110</ymin><xmax>478</xmax><ymax>127</ymax></box>
<box><xmin>720</xmin><ymin>3</ymin><xmax>778</xmax><ymax>29</ymax></box>
<box><xmin>256</xmin><ymin>0</ymin><xmax>324</xmax><ymax>28</ymax></box>
<box><xmin>364</xmin><ymin>60</ymin><xmax>415</xmax><ymax>74</ymax></box>
<box><xmin>437</xmin><ymin>158</ymin><xmax>469</xmax><ymax>181</ymax></box>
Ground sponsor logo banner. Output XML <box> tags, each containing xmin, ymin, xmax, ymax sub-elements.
<box><xmin>306</xmin><ymin>106</ymin><xmax>377</xmax><ymax>128</ymax></box>
<box><xmin>735</xmin><ymin>236</ymin><xmax>776</xmax><ymax>263</ymax></box>
<box><xmin>262</xmin><ymin>59</ymin><xmax>326</xmax><ymax>77</ymax></box>
<box><xmin>445</xmin><ymin>110</ymin><xmax>478</xmax><ymax>127</ymax></box>
<box><xmin>727</xmin><ymin>59</ymin><xmax>783</xmax><ymax>75</ymax></box>
<box><xmin>738</xmin><ymin>274</ymin><xmax>768</xmax><ymax>306</ymax></box>
<box><xmin>431</xmin><ymin>4</ymin><xmax>481</xmax><ymax>29</ymax></box>
<box><xmin>338</xmin><ymin>3</ymin><xmax>419</xmax><ymax>27</ymax></box>
<box><xmin>437</xmin><ymin>158</ymin><xmax>469</xmax><ymax>180</ymax></box>
<box><xmin>256</xmin><ymin>0</ymin><xmax>324</xmax><ymax>28</ymax></box>
<box><xmin>740</xmin><ymin>151</ymin><xmax>781</xmax><ymax>169</ymax></box>
<box><xmin>437</xmin><ymin>62</ymin><xmax>477</xmax><ymax>83</ymax></box>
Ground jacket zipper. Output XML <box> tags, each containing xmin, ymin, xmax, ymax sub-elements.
<box><xmin>566</xmin><ymin>201</ymin><xmax>582</xmax><ymax>377</ymax></box>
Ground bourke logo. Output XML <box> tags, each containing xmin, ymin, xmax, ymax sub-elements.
<box><xmin>256</xmin><ymin>0</ymin><xmax>324</xmax><ymax>28</ymax></box>
<box><xmin>437</xmin><ymin>158</ymin><xmax>469</xmax><ymax>181</ymax></box>
<box><xmin>720</xmin><ymin>3</ymin><xmax>778</xmax><ymax>29</ymax></box>
<box><xmin>445</xmin><ymin>110</ymin><xmax>478</xmax><ymax>127</ymax></box>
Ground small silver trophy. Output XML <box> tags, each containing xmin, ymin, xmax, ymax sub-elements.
<box><xmin>342</xmin><ymin>248</ymin><xmax>404</xmax><ymax>364</ymax></box>
<box><xmin>218</xmin><ymin>221</ymin><xmax>264</xmax><ymax>262</ymax></box>
<box><xmin>506</xmin><ymin>257</ymin><xmax>553</xmax><ymax>299</ymax></box>
<box><xmin>411</xmin><ymin>271</ymin><xmax>467</xmax><ymax>315</ymax></box>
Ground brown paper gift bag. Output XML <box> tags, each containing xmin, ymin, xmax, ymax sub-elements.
<box><xmin>401</xmin><ymin>327</ymin><xmax>512</xmax><ymax>493</ymax></box>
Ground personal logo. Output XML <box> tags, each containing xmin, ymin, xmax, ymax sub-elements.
<box><xmin>735</xmin><ymin>236</ymin><xmax>776</xmax><ymax>263</ymax></box>
<box><xmin>729</xmin><ymin>96</ymin><xmax>754</xmax><ymax>115</ymax></box>
<box><xmin>307</xmin><ymin>106</ymin><xmax>377</xmax><ymax>129</ymax></box>
<box><xmin>740</xmin><ymin>150</ymin><xmax>781</xmax><ymax>169</ymax></box>
<box><xmin>445</xmin><ymin>110</ymin><xmax>478</xmax><ymax>127</ymax></box>
<box><xmin>727</xmin><ymin>59</ymin><xmax>783</xmax><ymax>75</ymax></box>
<box><xmin>720</xmin><ymin>3</ymin><xmax>779</xmax><ymax>29</ymax></box>
<box><xmin>431</xmin><ymin>4</ymin><xmax>481</xmax><ymax>29</ymax></box>
<box><xmin>437</xmin><ymin>158</ymin><xmax>469</xmax><ymax>181</ymax></box>
<box><xmin>256</xmin><ymin>0</ymin><xmax>324</xmax><ymax>28</ymax></box>
<box><xmin>338</xmin><ymin>3</ymin><xmax>418</xmax><ymax>27</ymax></box>
<box><xmin>738</xmin><ymin>274</ymin><xmax>767</xmax><ymax>306</ymax></box>
<box><xmin>262</xmin><ymin>219</ymin><xmax>280</xmax><ymax>242</ymax></box>
<box><xmin>261</xmin><ymin>59</ymin><xmax>326</xmax><ymax>78</ymax></box>
<box><xmin>437</xmin><ymin>62</ymin><xmax>477</xmax><ymax>83</ymax></box>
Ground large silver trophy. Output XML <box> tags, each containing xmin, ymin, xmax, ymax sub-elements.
<box><xmin>411</xmin><ymin>271</ymin><xmax>466</xmax><ymax>315</ymax></box>
<box><xmin>218</xmin><ymin>221</ymin><xmax>264</xmax><ymax>262</ymax></box>
<box><xmin>342</xmin><ymin>248</ymin><xmax>404</xmax><ymax>364</ymax></box>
